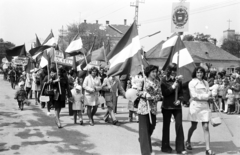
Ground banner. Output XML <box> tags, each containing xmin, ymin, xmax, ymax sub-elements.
<box><xmin>54</xmin><ymin>50</ymin><xmax>84</xmax><ymax>66</ymax></box>
<box><xmin>171</xmin><ymin>2</ymin><xmax>189</xmax><ymax>33</ymax></box>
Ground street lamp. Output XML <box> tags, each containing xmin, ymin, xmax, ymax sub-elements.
<box><xmin>140</xmin><ymin>31</ymin><xmax>161</xmax><ymax>40</ymax></box>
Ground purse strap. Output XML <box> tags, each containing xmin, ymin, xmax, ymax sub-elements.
<box><xmin>40</xmin><ymin>82</ymin><xmax>46</xmax><ymax>96</ymax></box>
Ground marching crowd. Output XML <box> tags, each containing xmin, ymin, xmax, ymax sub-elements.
<box><xmin>2</xmin><ymin>62</ymin><xmax>240</xmax><ymax>155</ymax></box>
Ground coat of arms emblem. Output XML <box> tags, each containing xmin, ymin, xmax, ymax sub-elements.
<box><xmin>172</xmin><ymin>7</ymin><xmax>188</xmax><ymax>27</ymax></box>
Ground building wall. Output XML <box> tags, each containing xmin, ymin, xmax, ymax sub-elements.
<box><xmin>223</xmin><ymin>30</ymin><xmax>236</xmax><ymax>40</ymax></box>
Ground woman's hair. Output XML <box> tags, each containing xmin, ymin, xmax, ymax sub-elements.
<box><xmin>89</xmin><ymin>67</ymin><xmax>99</xmax><ymax>76</ymax></box>
<box><xmin>50</xmin><ymin>67</ymin><xmax>56</xmax><ymax>73</ymax></box>
<box><xmin>144</xmin><ymin>65</ymin><xmax>158</xmax><ymax>77</ymax></box>
<box><xmin>166</xmin><ymin>63</ymin><xmax>177</xmax><ymax>76</ymax></box>
<box><xmin>192</xmin><ymin>66</ymin><xmax>206</xmax><ymax>79</ymax></box>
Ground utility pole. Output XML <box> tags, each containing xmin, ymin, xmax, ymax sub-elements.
<box><xmin>130</xmin><ymin>0</ymin><xmax>145</xmax><ymax>27</ymax></box>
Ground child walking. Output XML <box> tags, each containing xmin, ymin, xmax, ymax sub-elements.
<box><xmin>70</xmin><ymin>85</ymin><xmax>84</xmax><ymax>125</ymax></box>
<box><xmin>14</xmin><ymin>81</ymin><xmax>27</xmax><ymax>110</ymax></box>
<box><xmin>226</xmin><ymin>89</ymin><xmax>235</xmax><ymax>114</ymax></box>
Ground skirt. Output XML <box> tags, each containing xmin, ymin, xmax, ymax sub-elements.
<box><xmin>188</xmin><ymin>100</ymin><xmax>211</xmax><ymax>122</ymax></box>
<box><xmin>54</xmin><ymin>100</ymin><xmax>65</xmax><ymax>109</ymax></box>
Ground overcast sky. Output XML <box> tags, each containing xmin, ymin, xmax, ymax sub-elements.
<box><xmin>0</xmin><ymin>0</ymin><xmax>239</xmax><ymax>51</ymax></box>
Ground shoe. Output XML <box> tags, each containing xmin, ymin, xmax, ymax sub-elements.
<box><xmin>113</xmin><ymin>120</ymin><xmax>120</xmax><ymax>126</ymax></box>
<box><xmin>177</xmin><ymin>150</ymin><xmax>188</xmax><ymax>154</ymax></box>
<box><xmin>185</xmin><ymin>141</ymin><xmax>192</xmax><ymax>150</ymax></box>
<box><xmin>128</xmin><ymin>117</ymin><xmax>133</xmax><ymax>122</ymax></box>
<box><xmin>161</xmin><ymin>146</ymin><xmax>173</xmax><ymax>153</ymax></box>
<box><xmin>206</xmin><ymin>150</ymin><xmax>215</xmax><ymax>155</ymax></box>
<box><xmin>80</xmin><ymin>120</ymin><xmax>83</xmax><ymax>125</ymax></box>
<box><xmin>55</xmin><ymin>120</ymin><xmax>62</xmax><ymax>129</ymax></box>
<box><xmin>89</xmin><ymin>121</ymin><xmax>94</xmax><ymax>126</ymax></box>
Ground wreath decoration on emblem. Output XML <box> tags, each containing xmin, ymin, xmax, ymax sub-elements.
<box><xmin>172</xmin><ymin>7</ymin><xmax>188</xmax><ymax>27</ymax></box>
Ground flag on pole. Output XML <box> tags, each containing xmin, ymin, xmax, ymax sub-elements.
<box><xmin>5</xmin><ymin>44</ymin><xmax>27</xmax><ymax>57</ymax></box>
<box><xmin>39</xmin><ymin>50</ymin><xmax>50</xmax><ymax>68</ymax></box>
<box><xmin>42</xmin><ymin>30</ymin><xmax>55</xmax><ymax>46</ymax></box>
<box><xmin>29</xmin><ymin>34</ymin><xmax>43</xmax><ymax>56</ymax></box>
<box><xmin>107</xmin><ymin>21</ymin><xmax>142</xmax><ymax>77</ymax></box>
<box><xmin>161</xmin><ymin>35</ymin><xmax>195</xmax><ymax>83</ymax></box>
<box><xmin>65</xmin><ymin>33</ymin><xmax>83</xmax><ymax>57</ymax></box>
<box><xmin>91</xmin><ymin>46</ymin><xmax>105</xmax><ymax>62</ymax></box>
<box><xmin>25</xmin><ymin>58</ymin><xmax>35</xmax><ymax>73</ymax></box>
<box><xmin>80</xmin><ymin>36</ymin><xmax>96</xmax><ymax>70</ymax></box>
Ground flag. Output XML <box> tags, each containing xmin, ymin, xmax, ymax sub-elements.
<box><xmin>39</xmin><ymin>50</ymin><xmax>50</xmax><ymax>68</ymax></box>
<box><xmin>107</xmin><ymin>21</ymin><xmax>142</xmax><ymax>77</ymax></box>
<box><xmin>161</xmin><ymin>35</ymin><xmax>195</xmax><ymax>83</ymax></box>
<box><xmin>25</xmin><ymin>58</ymin><xmax>35</xmax><ymax>73</ymax></box>
<box><xmin>80</xmin><ymin>36</ymin><xmax>96</xmax><ymax>70</ymax></box>
<box><xmin>65</xmin><ymin>33</ymin><xmax>83</xmax><ymax>57</ymax></box>
<box><xmin>42</xmin><ymin>30</ymin><xmax>55</xmax><ymax>46</ymax></box>
<box><xmin>29</xmin><ymin>32</ymin><xmax>54</xmax><ymax>56</ymax></box>
<box><xmin>5</xmin><ymin>44</ymin><xmax>27</xmax><ymax>57</ymax></box>
<box><xmin>91</xmin><ymin>46</ymin><xmax>105</xmax><ymax>62</ymax></box>
<box><xmin>29</xmin><ymin>34</ymin><xmax>42</xmax><ymax>56</ymax></box>
<box><xmin>6</xmin><ymin>55</ymin><xmax>12</xmax><ymax>62</ymax></box>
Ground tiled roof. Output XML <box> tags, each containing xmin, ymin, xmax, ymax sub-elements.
<box><xmin>146</xmin><ymin>40</ymin><xmax>240</xmax><ymax>61</ymax></box>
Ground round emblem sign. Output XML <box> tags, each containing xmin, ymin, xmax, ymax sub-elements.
<box><xmin>172</xmin><ymin>7</ymin><xmax>188</xmax><ymax>27</ymax></box>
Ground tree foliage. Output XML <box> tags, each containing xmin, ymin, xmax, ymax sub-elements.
<box><xmin>182</xmin><ymin>32</ymin><xmax>217</xmax><ymax>44</ymax></box>
<box><xmin>221</xmin><ymin>39</ymin><xmax>240</xmax><ymax>58</ymax></box>
<box><xmin>59</xmin><ymin>22</ymin><xmax>108</xmax><ymax>52</ymax></box>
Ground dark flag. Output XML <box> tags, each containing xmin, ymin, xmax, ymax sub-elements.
<box><xmin>5</xmin><ymin>44</ymin><xmax>27</xmax><ymax>57</ymax></box>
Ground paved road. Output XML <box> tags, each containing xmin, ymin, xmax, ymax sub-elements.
<box><xmin>0</xmin><ymin>74</ymin><xmax>239</xmax><ymax>155</ymax></box>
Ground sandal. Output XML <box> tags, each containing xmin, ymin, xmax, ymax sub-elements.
<box><xmin>206</xmin><ymin>150</ymin><xmax>215</xmax><ymax>155</ymax></box>
<box><xmin>185</xmin><ymin>141</ymin><xmax>192</xmax><ymax>150</ymax></box>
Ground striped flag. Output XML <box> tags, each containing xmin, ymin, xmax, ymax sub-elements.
<box><xmin>107</xmin><ymin>21</ymin><xmax>142</xmax><ymax>76</ymax></box>
<box><xmin>65</xmin><ymin>33</ymin><xmax>83</xmax><ymax>57</ymax></box>
<box><xmin>39</xmin><ymin>50</ymin><xmax>51</xmax><ymax>68</ymax></box>
<box><xmin>161</xmin><ymin>35</ymin><xmax>195</xmax><ymax>83</ymax></box>
<box><xmin>29</xmin><ymin>34</ymin><xmax>42</xmax><ymax>56</ymax></box>
<box><xmin>42</xmin><ymin>30</ymin><xmax>55</xmax><ymax>46</ymax></box>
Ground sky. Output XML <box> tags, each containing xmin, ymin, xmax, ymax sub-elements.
<box><xmin>0</xmin><ymin>0</ymin><xmax>240</xmax><ymax>52</ymax></box>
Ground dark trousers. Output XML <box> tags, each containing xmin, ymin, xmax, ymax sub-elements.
<box><xmin>139</xmin><ymin>113</ymin><xmax>156</xmax><ymax>155</ymax></box>
<box><xmin>161</xmin><ymin>108</ymin><xmax>185</xmax><ymax>152</ymax></box>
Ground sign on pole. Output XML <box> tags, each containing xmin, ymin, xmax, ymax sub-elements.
<box><xmin>171</xmin><ymin>2</ymin><xmax>189</xmax><ymax>33</ymax></box>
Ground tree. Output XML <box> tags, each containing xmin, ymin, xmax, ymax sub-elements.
<box><xmin>221</xmin><ymin>38</ymin><xmax>240</xmax><ymax>58</ymax></box>
<box><xmin>183</xmin><ymin>32</ymin><xmax>217</xmax><ymax>44</ymax></box>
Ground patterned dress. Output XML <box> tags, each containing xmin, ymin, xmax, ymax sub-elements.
<box><xmin>137</xmin><ymin>78</ymin><xmax>162</xmax><ymax>115</ymax></box>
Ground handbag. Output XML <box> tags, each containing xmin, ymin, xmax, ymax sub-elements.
<box><xmin>210</xmin><ymin>98</ymin><xmax>222</xmax><ymax>127</ymax></box>
<box><xmin>133</xmin><ymin>97</ymin><xmax>140</xmax><ymax>108</ymax></box>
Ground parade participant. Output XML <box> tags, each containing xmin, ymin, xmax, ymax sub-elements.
<box><xmin>218</xmin><ymin>79</ymin><xmax>224</xmax><ymax>112</ymax></box>
<box><xmin>102</xmin><ymin>75</ymin><xmax>126</xmax><ymax>125</ymax></box>
<box><xmin>136</xmin><ymin>65</ymin><xmax>162</xmax><ymax>155</ymax></box>
<box><xmin>68</xmin><ymin>69</ymin><xmax>76</xmax><ymax>90</ymax></box>
<box><xmin>70</xmin><ymin>85</ymin><xmax>84</xmax><ymax>125</ymax></box>
<box><xmin>32</xmin><ymin>69</ymin><xmax>41</xmax><ymax>105</ymax></box>
<box><xmin>128</xmin><ymin>72</ymin><xmax>144</xmax><ymax>122</ymax></box>
<box><xmin>99</xmin><ymin>67</ymin><xmax>107</xmax><ymax>109</ymax></box>
<box><xmin>14</xmin><ymin>81</ymin><xmax>27</xmax><ymax>110</ymax></box>
<box><xmin>83</xmin><ymin>67</ymin><xmax>101</xmax><ymax>126</ymax></box>
<box><xmin>186</xmin><ymin>66</ymin><xmax>215</xmax><ymax>155</ymax></box>
<box><xmin>25</xmin><ymin>73</ymin><xmax>32</xmax><ymax>99</ymax></box>
<box><xmin>9</xmin><ymin>67</ymin><xmax>17</xmax><ymax>89</ymax></box>
<box><xmin>222</xmin><ymin>78</ymin><xmax>230</xmax><ymax>113</ymax></box>
<box><xmin>209</xmin><ymin>79</ymin><xmax>219</xmax><ymax>112</ymax></box>
<box><xmin>226</xmin><ymin>89</ymin><xmax>235</xmax><ymax>114</ymax></box>
<box><xmin>231</xmin><ymin>76</ymin><xmax>240</xmax><ymax>114</ymax></box>
<box><xmin>160</xmin><ymin>63</ymin><xmax>187</xmax><ymax>154</ymax></box>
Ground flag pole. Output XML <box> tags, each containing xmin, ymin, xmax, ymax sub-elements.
<box><xmin>175</xmin><ymin>34</ymin><xmax>181</xmax><ymax>103</ymax></box>
<box><xmin>55</xmin><ymin>61</ymin><xmax>62</xmax><ymax>94</ymax></box>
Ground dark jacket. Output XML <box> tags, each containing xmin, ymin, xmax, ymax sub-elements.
<box><xmin>161</xmin><ymin>76</ymin><xmax>183</xmax><ymax>109</ymax></box>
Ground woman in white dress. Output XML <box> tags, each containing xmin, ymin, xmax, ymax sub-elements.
<box><xmin>186</xmin><ymin>66</ymin><xmax>215</xmax><ymax>155</ymax></box>
<box><xmin>83</xmin><ymin>67</ymin><xmax>102</xmax><ymax>126</ymax></box>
